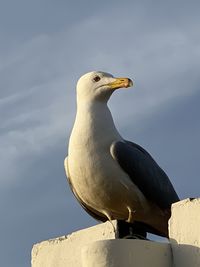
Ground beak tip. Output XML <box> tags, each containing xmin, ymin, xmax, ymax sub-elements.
<box><xmin>128</xmin><ymin>79</ymin><xmax>134</xmax><ymax>87</ymax></box>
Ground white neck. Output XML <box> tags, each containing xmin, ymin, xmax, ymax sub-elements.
<box><xmin>69</xmin><ymin>100</ymin><xmax>122</xmax><ymax>151</ymax></box>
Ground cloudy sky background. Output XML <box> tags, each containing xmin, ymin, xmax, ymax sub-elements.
<box><xmin>0</xmin><ymin>1</ymin><xmax>200</xmax><ymax>266</ymax></box>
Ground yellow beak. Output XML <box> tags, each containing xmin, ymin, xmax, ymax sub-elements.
<box><xmin>108</xmin><ymin>77</ymin><xmax>133</xmax><ymax>89</ymax></box>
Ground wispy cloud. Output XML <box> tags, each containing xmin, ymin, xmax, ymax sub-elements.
<box><xmin>1</xmin><ymin>2</ymin><xmax>200</xmax><ymax>266</ymax></box>
<box><xmin>1</xmin><ymin>3</ymin><xmax>200</xmax><ymax>184</ymax></box>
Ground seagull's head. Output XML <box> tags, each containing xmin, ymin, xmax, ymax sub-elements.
<box><xmin>76</xmin><ymin>71</ymin><xmax>133</xmax><ymax>102</ymax></box>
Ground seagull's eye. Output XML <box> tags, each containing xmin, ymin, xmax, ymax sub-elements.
<box><xmin>93</xmin><ymin>76</ymin><xmax>101</xmax><ymax>82</ymax></box>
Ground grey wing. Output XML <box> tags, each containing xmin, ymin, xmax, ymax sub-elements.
<box><xmin>111</xmin><ymin>141</ymin><xmax>179</xmax><ymax>209</ymax></box>
<box><xmin>64</xmin><ymin>157</ymin><xmax>107</xmax><ymax>222</ymax></box>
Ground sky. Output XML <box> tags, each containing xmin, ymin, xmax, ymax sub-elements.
<box><xmin>0</xmin><ymin>0</ymin><xmax>200</xmax><ymax>266</ymax></box>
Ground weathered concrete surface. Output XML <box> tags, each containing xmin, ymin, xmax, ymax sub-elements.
<box><xmin>32</xmin><ymin>220</ymin><xmax>171</xmax><ymax>267</ymax></box>
<box><xmin>31</xmin><ymin>221</ymin><xmax>116</xmax><ymax>267</ymax></box>
<box><xmin>82</xmin><ymin>239</ymin><xmax>171</xmax><ymax>267</ymax></box>
<box><xmin>169</xmin><ymin>198</ymin><xmax>200</xmax><ymax>267</ymax></box>
<box><xmin>32</xmin><ymin>198</ymin><xmax>200</xmax><ymax>266</ymax></box>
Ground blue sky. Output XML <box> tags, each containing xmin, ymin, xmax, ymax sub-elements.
<box><xmin>0</xmin><ymin>1</ymin><xmax>200</xmax><ymax>266</ymax></box>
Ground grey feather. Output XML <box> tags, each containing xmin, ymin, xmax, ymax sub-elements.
<box><xmin>111</xmin><ymin>141</ymin><xmax>179</xmax><ymax>209</ymax></box>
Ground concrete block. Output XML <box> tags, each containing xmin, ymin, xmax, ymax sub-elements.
<box><xmin>82</xmin><ymin>239</ymin><xmax>171</xmax><ymax>267</ymax></box>
<box><xmin>169</xmin><ymin>198</ymin><xmax>200</xmax><ymax>267</ymax></box>
<box><xmin>32</xmin><ymin>219</ymin><xmax>172</xmax><ymax>267</ymax></box>
<box><xmin>31</xmin><ymin>221</ymin><xmax>116</xmax><ymax>267</ymax></box>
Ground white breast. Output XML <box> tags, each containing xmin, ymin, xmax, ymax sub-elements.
<box><xmin>67</xmin><ymin>101</ymin><xmax>148</xmax><ymax>221</ymax></box>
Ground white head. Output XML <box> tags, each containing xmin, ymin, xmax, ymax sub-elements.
<box><xmin>76</xmin><ymin>71</ymin><xmax>133</xmax><ymax>103</ymax></box>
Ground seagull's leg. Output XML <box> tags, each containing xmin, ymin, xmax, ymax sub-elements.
<box><xmin>102</xmin><ymin>210</ymin><xmax>117</xmax><ymax>235</ymax></box>
<box><xmin>120</xmin><ymin>207</ymin><xmax>147</xmax><ymax>239</ymax></box>
<box><xmin>118</xmin><ymin>221</ymin><xmax>148</xmax><ymax>240</ymax></box>
<box><xmin>126</xmin><ymin>206</ymin><xmax>136</xmax><ymax>223</ymax></box>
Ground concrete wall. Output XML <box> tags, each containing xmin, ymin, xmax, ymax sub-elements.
<box><xmin>31</xmin><ymin>221</ymin><xmax>116</xmax><ymax>267</ymax></box>
<box><xmin>169</xmin><ymin>198</ymin><xmax>200</xmax><ymax>267</ymax></box>
<box><xmin>32</xmin><ymin>198</ymin><xmax>200</xmax><ymax>267</ymax></box>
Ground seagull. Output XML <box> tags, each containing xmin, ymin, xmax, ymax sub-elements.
<box><xmin>64</xmin><ymin>71</ymin><xmax>179</xmax><ymax>238</ymax></box>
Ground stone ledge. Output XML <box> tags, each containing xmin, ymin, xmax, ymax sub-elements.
<box><xmin>169</xmin><ymin>198</ymin><xmax>200</xmax><ymax>267</ymax></box>
<box><xmin>31</xmin><ymin>221</ymin><xmax>116</xmax><ymax>267</ymax></box>
<box><xmin>32</xmin><ymin>198</ymin><xmax>200</xmax><ymax>267</ymax></box>
<box><xmin>82</xmin><ymin>239</ymin><xmax>171</xmax><ymax>267</ymax></box>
